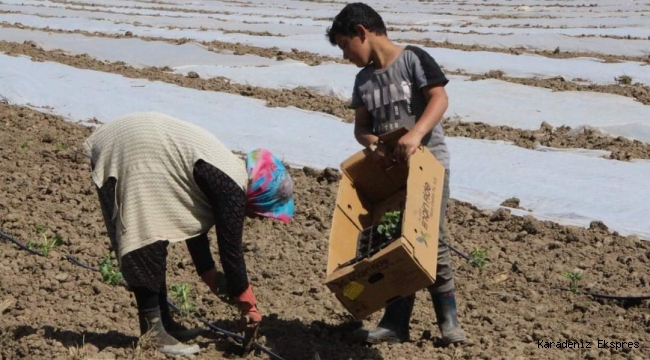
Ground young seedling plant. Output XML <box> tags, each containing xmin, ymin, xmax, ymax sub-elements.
<box><xmin>99</xmin><ymin>253</ymin><xmax>123</xmax><ymax>286</ymax></box>
<box><xmin>615</xmin><ymin>75</ymin><xmax>632</xmax><ymax>85</ymax></box>
<box><xmin>27</xmin><ymin>226</ymin><xmax>63</xmax><ymax>256</ymax></box>
<box><xmin>55</xmin><ymin>142</ymin><xmax>68</xmax><ymax>151</ymax></box>
<box><xmin>562</xmin><ymin>271</ymin><xmax>584</xmax><ymax>294</ymax></box>
<box><xmin>470</xmin><ymin>247</ymin><xmax>488</xmax><ymax>270</ymax></box>
<box><xmin>377</xmin><ymin>210</ymin><xmax>402</xmax><ymax>240</ymax></box>
<box><xmin>170</xmin><ymin>283</ymin><xmax>196</xmax><ymax>316</ymax></box>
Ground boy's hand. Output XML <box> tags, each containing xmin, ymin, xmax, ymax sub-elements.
<box><xmin>370</xmin><ymin>142</ymin><xmax>394</xmax><ymax>168</ymax></box>
<box><xmin>394</xmin><ymin>131</ymin><xmax>423</xmax><ymax>162</ymax></box>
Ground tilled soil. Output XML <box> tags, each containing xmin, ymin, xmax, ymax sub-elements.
<box><xmin>1</xmin><ymin>104</ymin><xmax>649</xmax><ymax>360</ymax></box>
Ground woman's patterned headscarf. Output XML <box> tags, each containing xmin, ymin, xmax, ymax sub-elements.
<box><xmin>245</xmin><ymin>149</ymin><xmax>294</xmax><ymax>223</ymax></box>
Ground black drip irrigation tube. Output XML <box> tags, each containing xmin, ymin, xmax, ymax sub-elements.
<box><xmin>440</xmin><ymin>240</ymin><xmax>650</xmax><ymax>303</ymax></box>
<box><xmin>2</xmin><ymin>226</ymin><xmax>648</xmax><ymax>355</ymax></box>
<box><xmin>0</xmin><ymin>229</ymin><xmax>287</xmax><ymax>360</ymax></box>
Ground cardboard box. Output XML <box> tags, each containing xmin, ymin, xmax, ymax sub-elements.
<box><xmin>325</xmin><ymin>128</ymin><xmax>445</xmax><ymax>320</ymax></box>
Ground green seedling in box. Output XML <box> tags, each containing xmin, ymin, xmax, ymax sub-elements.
<box><xmin>377</xmin><ymin>210</ymin><xmax>402</xmax><ymax>240</ymax></box>
<box><xmin>99</xmin><ymin>253</ymin><xmax>123</xmax><ymax>286</ymax></box>
<box><xmin>562</xmin><ymin>271</ymin><xmax>584</xmax><ymax>294</ymax></box>
<box><xmin>171</xmin><ymin>283</ymin><xmax>196</xmax><ymax>316</ymax></box>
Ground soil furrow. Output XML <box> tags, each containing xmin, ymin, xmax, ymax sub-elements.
<box><xmin>462</xmin><ymin>70</ymin><xmax>650</xmax><ymax>106</ymax></box>
<box><xmin>396</xmin><ymin>37</ymin><xmax>650</xmax><ymax>65</ymax></box>
<box><xmin>0</xmin><ymin>40</ymin><xmax>351</xmax><ymax>120</ymax></box>
<box><xmin>444</xmin><ymin>119</ymin><xmax>650</xmax><ymax>161</ymax></box>
<box><xmin>2</xmin><ymin>40</ymin><xmax>649</xmax><ymax>161</ymax></box>
<box><xmin>0</xmin><ymin>23</ymin><xmax>342</xmax><ymax>65</ymax></box>
<box><xmin>4</xmin><ymin>23</ymin><xmax>649</xmax><ymax>104</ymax></box>
<box><xmin>570</xmin><ymin>34</ymin><xmax>650</xmax><ymax>41</ymax></box>
<box><xmin>47</xmin><ymin>0</ymin><xmax>301</xmax><ymax>18</ymax></box>
<box><xmin>0</xmin><ymin>9</ymin><xmax>650</xmax><ymax>64</ymax></box>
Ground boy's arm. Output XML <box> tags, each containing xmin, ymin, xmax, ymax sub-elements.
<box><xmin>355</xmin><ymin>105</ymin><xmax>393</xmax><ymax>168</ymax></box>
<box><xmin>395</xmin><ymin>47</ymin><xmax>449</xmax><ymax>161</ymax></box>
<box><xmin>411</xmin><ymin>84</ymin><xmax>449</xmax><ymax>138</ymax></box>
<box><xmin>350</xmin><ymin>73</ymin><xmax>378</xmax><ymax>148</ymax></box>
<box><xmin>354</xmin><ymin>105</ymin><xmax>379</xmax><ymax>147</ymax></box>
<box><xmin>395</xmin><ymin>85</ymin><xmax>448</xmax><ymax>160</ymax></box>
<box><xmin>413</xmin><ymin>85</ymin><xmax>449</xmax><ymax>132</ymax></box>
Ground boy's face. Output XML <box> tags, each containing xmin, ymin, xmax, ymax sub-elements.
<box><xmin>335</xmin><ymin>34</ymin><xmax>371</xmax><ymax>68</ymax></box>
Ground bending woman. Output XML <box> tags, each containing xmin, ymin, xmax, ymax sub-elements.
<box><xmin>84</xmin><ymin>112</ymin><xmax>294</xmax><ymax>355</ymax></box>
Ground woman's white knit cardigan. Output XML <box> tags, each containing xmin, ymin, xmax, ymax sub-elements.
<box><xmin>84</xmin><ymin>112</ymin><xmax>248</xmax><ymax>259</ymax></box>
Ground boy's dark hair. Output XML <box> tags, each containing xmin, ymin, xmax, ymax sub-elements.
<box><xmin>326</xmin><ymin>2</ymin><xmax>387</xmax><ymax>46</ymax></box>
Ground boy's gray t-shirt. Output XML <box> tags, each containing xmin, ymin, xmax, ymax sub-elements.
<box><xmin>350</xmin><ymin>45</ymin><xmax>450</xmax><ymax>169</ymax></box>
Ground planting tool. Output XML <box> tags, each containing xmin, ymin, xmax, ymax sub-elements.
<box><xmin>240</xmin><ymin>315</ymin><xmax>260</xmax><ymax>355</ymax></box>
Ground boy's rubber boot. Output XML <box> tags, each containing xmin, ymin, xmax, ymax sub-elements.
<box><xmin>139</xmin><ymin>306</ymin><xmax>201</xmax><ymax>356</ymax></box>
<box><xmin>159</xmin><ymin>295</ymin><xmax>203</xmax><ymax>341</ymax></box>
<box><xmin>431</xmin><ymin>289</ymin><xmax>467</xmax><ymax>346</ymax></box>
<box><xmin>353</xmin><ymin>295</ymin><xmax>415</xmax><ymax>344</ymax></box>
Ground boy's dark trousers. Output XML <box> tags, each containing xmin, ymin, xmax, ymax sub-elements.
<box><xmin>355</xmin><ymin>169</ymin><xmax>466</xmax><ymax>345</ymax></box>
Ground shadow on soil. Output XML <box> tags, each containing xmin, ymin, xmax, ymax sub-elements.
<box><xmin>205</xmin><ymin>315</ymin><xmax>385</xmax><ymax>360</ymax></box>
<box><xmin>12</xmin><ymin>324</ymin><xmax>139</xmax><ymax>350</ymax></box>
<box><xmin>9</xmin><ymin>315</ymin><xmax>386</xmax><ymax>359</ymax></box>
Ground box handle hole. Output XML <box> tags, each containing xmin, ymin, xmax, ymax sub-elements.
<box><xmin>368</xmin><ymin>272</ymin><xmax>384</xmax><ymax>284</ymax></box>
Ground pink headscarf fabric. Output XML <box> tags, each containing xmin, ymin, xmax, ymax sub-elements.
<box><xmin>245</xmin><ymin>149</ymin><xmax>294</xmax><ymax>223</ymax></box>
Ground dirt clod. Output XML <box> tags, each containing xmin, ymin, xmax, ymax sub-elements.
<box><xmin>589</xmin><ymin>220</ymin><xmax>609</xmax><ymax>232</ymax></box>
<box><xmin>500</xmin><ymin>197</ymin><xmax>521</xmax><ymax>208</ymax></box>
<box><xmin>490</xmin><ymin>208</ymin><xmax>511</xmax><ymax>222</ymax></box>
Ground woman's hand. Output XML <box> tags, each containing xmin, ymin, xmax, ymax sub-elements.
<box><xmin>202</xmin><ymin>268</ymin><xmax>260</xmax><ymax>353</ymax></box>
<box><xmin>200</xmin><ymin>267</ymin><xmax>232</xmax><ymax>303</ymax></box>
<box><xmin>235</xmin><ymin>285</ymin><xmax>261</xmax><ymax>353</ymax></box>
<box><xmin>236</xmin><ymin>285</ymin><xmax>262</xmax><ymax>324</ymax></box>
<box><xmin>201</xmin><ymin>268</ymin><xmax>261</xmax><ymax>323</ymax></box>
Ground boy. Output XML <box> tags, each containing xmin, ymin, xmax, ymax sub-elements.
<box><xmin>326</xmin><ymin>3</ymin><xmax>466</xmax><ymax>346</ymax></box>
